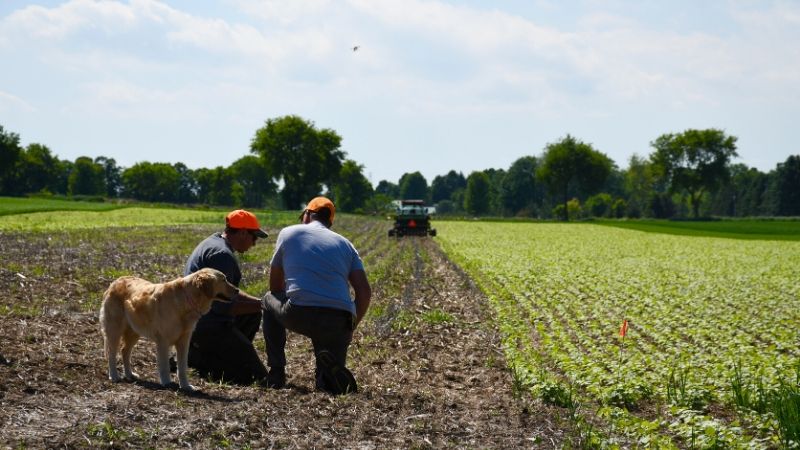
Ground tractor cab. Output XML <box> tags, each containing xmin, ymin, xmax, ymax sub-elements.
<box><xmin>388</xmin><ymin>199</ymin><xmax>437</xmax><ymax>237</ymax></box>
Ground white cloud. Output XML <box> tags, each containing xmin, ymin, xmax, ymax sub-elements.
<box><xmin>2</xmin><ymin>0</ymin><xmax>137</xmax><ymax>39</ymax></box>
<box><xmin>230</xmin><ymin>0</ymin><xmax>333</xmax><ymax>25</ymax></box>
<box><xmin>0</xmin><ymin>90</ymin><xmax>36</xmax><ymax>113</ymax></box>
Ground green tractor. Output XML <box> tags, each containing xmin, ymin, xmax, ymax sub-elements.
<box><xmin>388</xmin><ymin>199</ymin><xmax>437</xmax><ymax>237</ymax></box>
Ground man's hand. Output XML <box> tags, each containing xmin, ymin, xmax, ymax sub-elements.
<box><xmin>231</xmin><ymin>291</ymin><xmax>263</xmax><ymax>315</ymax></box>
<box><xmin>349</xmin><ymin>270</ymin><xmax>371</xmax><ymax>328</ymax></box>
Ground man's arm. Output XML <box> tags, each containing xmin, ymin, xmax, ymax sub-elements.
<box><xmin>349</xmin><ymin>269</ymin><xmax>371</xmax><ymax>328</ymax></box>
<box><xmin>229</xmin><ymin>291</ymin><xmax>263</xmax><ymax>315</ymax></box>
<box><xmin>270</xmin><ymin>265</ymin><xmax>286</xmax><ymax>294</ymax></box>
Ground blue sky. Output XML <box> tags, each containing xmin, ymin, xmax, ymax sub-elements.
<box><xmin>1</xmin><ymin>0</ymin><xmax>798</xmax><ymax>186</ymax></box>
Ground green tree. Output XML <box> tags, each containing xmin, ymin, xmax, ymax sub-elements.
<box><xmin>375</xmin><ymin>180</ymin><xmax>399</xmax><ymax>198</ymax></box>
<box><xmin>250</xmin><ymin>115</ymin><xmax>345</xmax><ymax>209</ymax></box>
<box><xmin>94</xmin><ymin>156</ymin><xmax>122</xmax><ymax>198</ymax></box>
<box><xmin>229</xmin><ymin>155</ymin><xmax>277</xmax><ymax>208</ymax></box>
<box><xmin>68</xmin><ymin>156</ymin><xmax>106</xmax><ymax>196</ymax></box>
<box><xmin>0</xmin><ymin>125</ymin><xmax>22</xmax><ymax>195</ymax></box>
<box><xmin>584</xmin><ymin>193</ymin><xmax>613</xmax><ymax>218</ymax></box>
<box><xmin>431</xmin><ymin>170</ymin><xmax>466</xmax><ymax>203</ymax></box>
<box><xmin>122</xmin><ymin>162</ymin><xmax>180</xmax><ymax>202</ymax></box>
<box><xmin>363</xmin><ymin>193</ymin><xmax>394</xmax><ymax>216</ymax></box>
<box><xmin>16</xmin><ymin>143</ymin><xmax>61</xmax><ymax>195</ymax></box>
<box><xmin>500</xmin><ymin>156</ymin><xmax>540</xmax><ymax>216</ymax></box>
<box><xmin>483</xmin><ymin>168</ymin><xmax>506</xmax><ymax>216</ymax></box>
<box><xmin>195</xmin><ymin>166</ymin><xmax>235</xmax><ymax>206</ymax></box>
<box><xmin>708</xmin><ymin>164</ymin><xmax>770</xmax><ymax>217</ymax></box>
<box><xmin>769</xmin><ymin>155</ymin><xmax>800</xmax><ymax>216</ymax></box>
<box><xmin>464</xmin><ymin>171</ymin><xmax>491</xmax><ymax>216</ymax></box>
<box><xmin>650</xmin><ymin>128</ymin><xmax>738</xmax><ymax>218</ymax></box>
<box><xmin>624</xmin><ymin>154</ymin><xmax>656</xmax><ymax>218</ymax></box>
<box><xmin>399</xmin><ymin>171</ymin><xmax>429</xmax><ymax>200</ymax></box>
<box><xmin>537</xmin><ymin>135</ymin><xmax>613</xmax><ymax>220</ymax></box>
<box><xmin>173</xmin><ymin>163</ymin><xmax>198</xmax><ymax>204</ymax></box>
<box><xmin>53</xmin><ymin>159</ymin><xmax>73</xmax><ymax>195</ymax></box>
<box><xmin>334</xmin><ymin>160</ymin><xmax>373</xmax><ymax>213</ymax></box>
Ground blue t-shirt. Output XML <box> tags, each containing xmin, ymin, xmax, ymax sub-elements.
<box><xmin>184</xmin><ymin>232</ymin><xmax>241</xmax><ymax>327</ymax></box>
<box><xmin>270</xmin><ymin>221</ymin><xmax>364</xmax><ymax>315</ymax></box>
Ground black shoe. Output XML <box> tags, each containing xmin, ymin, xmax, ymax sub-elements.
<box><xmin>266</xmin><ymin>367</ymin><xmax>286</xmax><ymax>389</ymax></box>
<box><xmin>316</xmin><ymin>350</ymin><xmax>357</xmax><ymax>395</ymax></box>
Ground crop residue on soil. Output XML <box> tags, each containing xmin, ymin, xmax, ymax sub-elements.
<box><xmin>0</xmin><ymin>220</ymin><xmax>576</xmax><ymax>448</ymax></box>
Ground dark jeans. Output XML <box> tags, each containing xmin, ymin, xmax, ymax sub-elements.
<box><xmin>188</xmin><ymin>312</ymin><xmax>268</xmax><ymax>385</ymax></box>
<box><xmin>262</xmin><ymin>293</ymin><xmax>354</xmax><ymax>386</ymax></box>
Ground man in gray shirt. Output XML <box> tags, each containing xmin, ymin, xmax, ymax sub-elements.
<box><xmin>262</xmin><ymin>197</ymin><xmax>371</xmax><ymax>394</ymax></box>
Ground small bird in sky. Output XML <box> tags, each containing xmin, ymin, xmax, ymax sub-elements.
<box><xmin>352</xmin><ymin>45</ymin><xmax>360</xmax><ymax>52</ymax></box>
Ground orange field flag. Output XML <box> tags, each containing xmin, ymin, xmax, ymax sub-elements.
<box><xmin>619</xmin><ymin>319</ymin><xmax>629</xmax><ymax>338</ymax></box>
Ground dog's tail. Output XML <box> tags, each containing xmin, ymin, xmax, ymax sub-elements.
<box><xmin>99</xmin><ymin>278</ymin><xmax>130</xmax><ymax>347</ymax></box>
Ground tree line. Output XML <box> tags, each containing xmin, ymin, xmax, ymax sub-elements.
<box><xmin>378</xmin><ymin>130</ymin><xmax>799</xmax><ymax>220</ymax></box>
<box><xmin>2</xmin><ymin>118</ymin><xmax>798</xmax><ymax>219</ymax></box>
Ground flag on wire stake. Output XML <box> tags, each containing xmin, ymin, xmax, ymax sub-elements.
<box><xmin>618</xmin><ymin>318</ymin><xmax>629</xmax><ymax>382</ymax></box>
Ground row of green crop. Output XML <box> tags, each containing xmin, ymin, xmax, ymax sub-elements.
<box><xmin>437</xmin><ymin>222</ymin><xmax>800</xmax><ymax>448</ymax></box>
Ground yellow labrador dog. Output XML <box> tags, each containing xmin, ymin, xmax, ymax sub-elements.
<box><xmin>100</xmin><ymin>268</ymin><xmax>238</xmax><ymax>391</ymax></box>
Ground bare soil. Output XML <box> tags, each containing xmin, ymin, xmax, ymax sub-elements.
<box><xmin>0</xmin><ymin>219</ymin><xmax>577</xmax><ymax>449</ymax></box>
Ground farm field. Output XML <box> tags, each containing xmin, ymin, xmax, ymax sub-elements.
<box><xmin>594</xmin><ymin>218</ymin><xmax>800</xmax><ymax>241</ymax></box>
<box><xmin>0</xmin><ymin>206</ymin><xmax>579</xmax><ymax>448</ymax></box>
<box><xmin>437</xmin><ymin>221</ymin><xmax>800</xmax><ymax>448</ymax></box>
<box><xmin>0</xmin><ymin>196</ymin><xmax>124</xmax><ymax>216</ymax></box>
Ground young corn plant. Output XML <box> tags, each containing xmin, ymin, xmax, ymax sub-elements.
<box><xmin>772</xmin><ymin>383</ymin><xmax>800</xmax><ymax>449</ymax></box>
<box><xmin>667</xmin><ymin>367</ymin><xmax>712</xmax><ymax>411</ymax></box>
<box><xmin>772</xmin><ymin>362</ymin><xmax>800</xmax><ymax>448</ymax></box>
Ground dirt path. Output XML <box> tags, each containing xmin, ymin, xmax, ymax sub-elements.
<box><xmin>0</xmin><ymin>223</ymin><xmax>575</xmax><ymax>448</ymax></box>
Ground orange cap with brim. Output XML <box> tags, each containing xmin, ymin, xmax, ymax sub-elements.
<box><xmin>225</xmin><ymin>210</ymin><xmax>268</xmax><ymax>238</ymax></box>
<box><xmin>304</xmin><ymin>196</ymin><xmax>335</xmax><ymax>224</ymax></box>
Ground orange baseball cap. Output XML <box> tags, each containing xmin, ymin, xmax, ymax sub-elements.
<box><xmin>225</xmin><ymin>210</ymin><xmax>268</xmax><ymax>238</ymax></box>
<box><xmin>303</xmin><ymin>196</ymin><xmax>335</xmax><ymax>224</ymax></box>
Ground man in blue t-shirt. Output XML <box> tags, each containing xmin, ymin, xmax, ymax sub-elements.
<box><xmin>185</xmin><ymin>209</ymin><xmax>269</xmax><ymax>385</ymax></box>
<box><xmin>262</xmin><ymin>197</ymin><xmax>372</xmax><ymax>394</ymax></box>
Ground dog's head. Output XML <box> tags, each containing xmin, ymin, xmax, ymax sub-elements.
<box><xmin>189</xmin><ymin>268</ymin><xmax>239</xmax><ymax>310</ymax></box>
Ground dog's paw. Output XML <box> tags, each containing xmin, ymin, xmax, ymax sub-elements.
<box><xmin>108</xmin><ymin>372</ymin><xmax>122</xmax><ymax>382</ymax></box>
<box><xmin>179</xmin><ymin>384</ymin><xmax>196</xmax><ymax>393</ymax></box>
<box><xmin>123</xmin><ymin>372</ymin><xmax>139</xmax><ymax>381</ymax></box>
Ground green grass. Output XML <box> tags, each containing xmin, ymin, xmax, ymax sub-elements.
<box><xmin>0</xmin><ymin>196</ymin><xmax>124</xmax><ymax>216</ymax></box>
<box><xmin>593</xmin><ymin>218</ymin><xmax>800</xmax><ymax>241</ymax></box>
<box><xmin>0</xmin><ymin>198</ymin><xmax>298</xmax><ymax>231</ymax></box>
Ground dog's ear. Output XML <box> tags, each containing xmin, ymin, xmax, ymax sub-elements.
<box><xmin>201</xmin><ymin>273</ymin><xmax>218</xmax><ymax>299</ymax></box>
<box><xmin>191</xmin><ymin>270</ymin><xmax>213</xmax><ymax>297</ymax></box>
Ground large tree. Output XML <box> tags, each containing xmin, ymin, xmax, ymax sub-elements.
<box><xmin>334</xmin><ymin>160</ymin><xmax>374</xmax><ymax>213</ymax></box>
<box><xmin>464</xmin><ymin>171</ymin><xmax>491</xmax><ymax>216</ymax></box>
<box><xmin>431</xmin><ymin>170</ymin><xmax>466</xmax><ymax>204</ymax></box>
<box><xmin>375</xmin><ymin>180</ymin><xmax>399</xmax><ymax>198</ymax></box>
<box><xmin>68</xmin><ymin>156</ymin><xmax>106</xmax><ymax>196</ymax></box>
<box><xmin>194</xmin><ymin>166</ymin><xmax>235</xmax><ymax>206</ymax></box>
<box><xmin>173</xmin><ymin>162</ymin><xmax>198</xmax><ymax>204</ymax></box>
<box><xmin>122</xmin><ymin>162</ymin><xmax>180</xmax><ymax>202</ymax></box>
<box><xmin>650</xmin><ymin>128</ymin><xmax>738</xmax><ymax>218</ymax></box>
<box><xmin>229</xmin><ymin>155</ymin><xmax>277</xmax><ymax>208</ymax></box>
<box><xmin>250</xmin><ymin>115</ymin><xmax>345</xmax><ymax>209</ymax></box>
<box><xmin>15</xmin><ymin>143</ymin><xmax>61</xmax><ymax>195</ymax></box>
<box><xmin>624</xmin><ymin>154</ymin><xmax>656</xmax><ymax>218</ymax></box>
<box><xmin>94</xmin><ymin>156</ymin><xmax>122</xmax><ymax>198</ymax></box>
<box><xmin>398</xmin><ymin>171</ymin><xmax>429</xmax><ymax>201</ymax></box>
<box><xmin>0</xmin><ymin>125</ymin><xmax>22</xmax><ymax>195</ymax></box>
<box><xmin>537</xmin><ymin>135</ymin><xmax>613</xmax><ymax>220</ymax></box>
<box><xmin>500</xmin><ymin>156</ymin><xmax>540</xmax><ymax>215</ymax></box>
<box><xmin>769</xmin><ymin>155</ymin><xmax>800</xmax><ymax>216</ymax></box>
